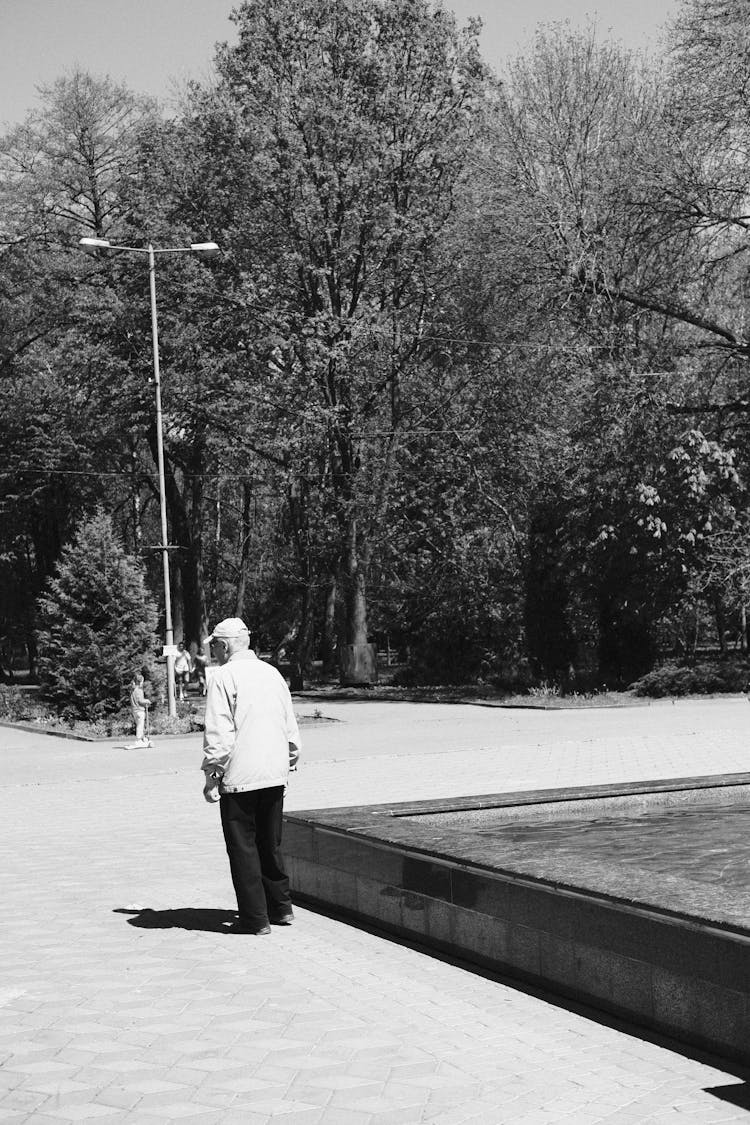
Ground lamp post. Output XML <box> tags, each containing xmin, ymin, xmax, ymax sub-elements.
<box><xmin>79</xmin><ymin>236</ymin><xmax>219</xmax><ymax>718</ymax></box>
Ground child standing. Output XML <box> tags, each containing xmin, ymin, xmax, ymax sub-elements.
<box><xmin>129</xmin><ymin>673</ymin><xmax>152</xmax><ymax>746</ymax></box>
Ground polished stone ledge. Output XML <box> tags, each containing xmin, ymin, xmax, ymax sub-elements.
<box><xmin>285</xmin><ymin>773</ymin><xmax>750</xmax><ymax>1067</ymax></box>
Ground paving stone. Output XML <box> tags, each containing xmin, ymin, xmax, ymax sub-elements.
<box><xmin>182</xmin><ymin>1057</ymin><xmax>246</xmax><ymax>1073</ymax></box>
<box><xmin>330</xmin><ymin>1090</ymin><xmax>426</xmax><ymax>1112</ymax></box>
<box><xmin>49</xmin><ymin>1051</ymin><xmax>98</xmax><ymax>1068</ymax></box>
<box><xmin>230</xmin><ymin>1036</ymin><xmax>309</xmax><ymax>1054</ymax></box>
<box><xmin>85</xmin><ymin>1058</ymin><xmax>147</xmax><ymax>1073</ymax></box>
<box><xmin>231</xmin><ymin>1097</ymin><xmax>321</xmax><ymax>1115</ymax></box>
<box><xmin>90</xmin><ymin>1087</ymin><xmax>143</xmax><ymax>1111</ymax></box>
<box><xmin>204</xmin><ymin>1076</ymin><xmax>281</xmax><ymax>1094</ymax></box>
<box><xmin>281</xmin><ymin>1086</ymin><xmax>334</xmax><ymax>1108</ymax></box>
<box><xmin>136</xmin><ymin>1097</ymin><xmax>220</xmax><ymax>1116</ymax></box>
<box><xmin>301</xmin><ymin>1110</ymin><xmax>371</xmax><ymax>1125</ymax></box>
<box><xmin>302</xmin><ymin>1074</ymin><xmax>382</xmax><ymax>1092</ymax></box>
<box><xmin>115</xmin><ymin>1078</ymin><xmax>185</xmax><ymax>1095</ymax></box>
<box><xmin>2</xmin><ymin>1057</ymin><xmax>72</xmax><ymax>1075</ymax></box>
<box><xmin>37</xmin><ymin>1106</ymin><xmax>121</xmax><ymax>1120</ymax></box>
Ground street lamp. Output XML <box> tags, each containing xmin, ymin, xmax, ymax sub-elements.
<box><xmin>79</xmin><ymin>236</ymin><xmax>219</xmax><ymax>717</ymax></box>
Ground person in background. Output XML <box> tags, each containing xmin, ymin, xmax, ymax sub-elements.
<box><xmin>201</xmin><ymin>617</ymin><xmax>300</xmax><ymax>935</ymax></box>
<box><xmin>174</xmin><ymin>641</ymin><xmax>191</xmax><ymax>702</ymax></box>
<box><xmin>193</xmin><ymin>647</ymin><xmax>208</xmax><ymax>696</ymax></box>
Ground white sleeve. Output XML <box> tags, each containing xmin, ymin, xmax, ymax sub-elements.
<box><xmin>201</xmin><ymin>671</ymin><xmax>235</xmax><ymax>777</ymax></box>
<box><xmin>284</xmin><ymin>685</ymin><xmax>301</xmax><ymax>757</ymax></box>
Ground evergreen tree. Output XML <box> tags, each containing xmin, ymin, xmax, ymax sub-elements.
<box><xmin>36</xmin><ymin>509</ymin><xmax>158</xmax><ymax>718</ymax></box>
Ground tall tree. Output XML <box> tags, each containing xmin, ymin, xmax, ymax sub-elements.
<box><xmin>449</xmin><ymin>23</ymin><xmax>742</xmax><ymax>683</ymax></box>
<box><xmin>179</xmin><ymin>0</ymin><xmax>490</xmax><ymax>680</ymax></box>
<box><xmin>0</xmin><ymin>71</ymin><xmax>227</xmax><ymax>650</ymax></box>
<box><xmin>0</xmin><ymin>68</ymin><xmax>157</xmax><ymax>242</ymax></box>
<box><xmin>0</xmin><ymin>72</ymin><xmax>166</xmax><ymax>654</ymax></box>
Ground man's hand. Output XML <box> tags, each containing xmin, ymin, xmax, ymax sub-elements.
<box><xmin>203</xmin><ymin>774</ymin><xmax>222</xmax><ymax>803</ymax></box>
<box><xmin>288</xmin><ymin>742</ymin><xmax>300</xmax><ymax>771</ymax></box>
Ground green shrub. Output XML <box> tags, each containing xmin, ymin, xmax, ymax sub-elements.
<box><xmin>631</xmin><ymin>660</ymin><xmax>749</xmax><ymax>697</ymax></box>
<box><xmin>150</xmin><ymin>707</ymin><xmax>205</xmax><ymax>736</ymax></box>
<box><xmin>0</xmin><ymin>687</ymin><xmax>35</xmax><ymax>722</ymax></box>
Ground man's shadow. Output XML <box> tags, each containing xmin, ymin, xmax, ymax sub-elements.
<box><xmin>706</xmin><ymin>1084</ymin><xmax>750</xmax><ymax>1111</ymax></box>
<box><xmin>114</xmin><ymin>907</ymin><xmax>236</xmax><ymax>932</ymax></box>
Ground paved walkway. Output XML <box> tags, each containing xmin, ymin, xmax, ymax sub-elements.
<box><xmin>1</xmin><ymin>697</ymin><xmax>749</xmax><ymax>1122</ymax></box>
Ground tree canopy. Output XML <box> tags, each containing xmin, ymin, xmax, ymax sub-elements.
<box><xmin>3</xmin><ymin>0</ymin><xmax>750</xmax><ymax>694</ymax></box>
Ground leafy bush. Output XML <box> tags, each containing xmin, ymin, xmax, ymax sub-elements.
<box><xmin>0</xmin><ymin>687</ymin><xmax>36</xmax><ymax>722</ymax></box>
<box><xmin>36</xmin><ymin>510</ymin><xmax>159</xmax><ymax>719</ymax></box>
<box><xmin>631</xmin><ymin>660</ymin><xmax>749</xmax><ymax>697</ymax></box>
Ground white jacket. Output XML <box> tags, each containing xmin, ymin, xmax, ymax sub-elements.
<box><xmin>201</xmin><ymin>650</ymin><xmax>301</xmax><ymax>793</ymax></box>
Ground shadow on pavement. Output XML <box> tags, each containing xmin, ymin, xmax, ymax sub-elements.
<box><xmin>114</xmin><ymin>907</ymin><xmax>236</xmax><ymax>932</ymax></box>
<box><xmin>705</xmin><ymin>1083</ymin><xmax>750</xmax><ymax>1109</ymax></box>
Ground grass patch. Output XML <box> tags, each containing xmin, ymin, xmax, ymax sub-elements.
<box><xmin>293</xmin><ymin>683</ymin><xmax>641</xmax><ymax>707</ymax></box>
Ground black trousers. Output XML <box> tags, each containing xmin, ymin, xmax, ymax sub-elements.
<box><xmin>219</xmin><ymin>786</ymin><xmax>290</xmax><ymax>925</ymax></box>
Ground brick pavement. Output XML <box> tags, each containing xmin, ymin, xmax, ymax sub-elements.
<box><xmin>1</xmin><ymin>698</ymin><xmax>749</xmax><ymax>1122</ymax></box>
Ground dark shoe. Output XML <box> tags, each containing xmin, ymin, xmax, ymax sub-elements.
<box><xmin>270</xmin><ymin>910</ymin><xmax>294</xmax><ymax>926</ymax></box>
<box><xmin>226</xmin><ymin>920</ymin><xmax>271</xmax><ymax>935</ymax></box>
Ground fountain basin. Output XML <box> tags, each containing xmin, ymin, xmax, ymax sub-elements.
<box><xmin>284</xmin><ymin>772</ymin><xmax>750</xmax><ymax>1066</ymax></box>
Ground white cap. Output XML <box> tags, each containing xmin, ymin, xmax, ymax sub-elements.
<box><xmin>206</xmin><ymin>617</ymin><xmax>249</xmax><ymax>642</ymax></box>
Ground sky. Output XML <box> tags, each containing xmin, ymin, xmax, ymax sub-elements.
<box><xmin>1</xmin><ymin>0</ymin><xmax>681</xmax><ymax>130</ymax></box>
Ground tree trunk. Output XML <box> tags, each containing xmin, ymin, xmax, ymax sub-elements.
<box><xmin>689</xmin><ymin>602</ymin><xmax>700</xmax><ymax>663</ymax></box>
<box><xmin>130</xmin><ymin>445</ymin><xmax>143</xmax><ymax>554</ymax></box>
<box><xmin>171</xmin><ymin>562</ymin><xmax>185</xmax><ymax>645</ymax></box>
<box><xmin>188</xmin><ymin>448</ymin><xmax>209</xmax><ymax>643</ymax></box>
<box><xmin>338</xmin><ymin>516</ymin><xmax>377</xmax><ymax>685</ymax></box>
<box><xmin>234</xmin><ymin>479</ymin><xmax>253</xmax><ymax>618</ymax></box>
<box><xmin>285</xmin><ymin>474</ymin><xmax>320</xmax><ymax>690</ymax></box>
<box><xmin>320</xmin><ymin>576</ymin><xmax>338</xmax><ymax>677</ymax></box>
<box><xmin>713</xmin><ymin>595</ymin><xmax>726</xmax><ymax>655</ymax></box>
<box><xmin>148</xmin><ymin>426</ymin><xmax>209</xmax><ymax>649</ymax></box>
<box><xmin>180</xmin><ymin>539</ymin><xmax>208</xmax><ymax>647</ymax></box>
<box><xmin>289</xmin><ymin>584</ymin><xmax>315</xmax><ymax>692</ymax></box>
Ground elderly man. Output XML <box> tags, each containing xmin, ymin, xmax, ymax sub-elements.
<box><xmin>202</xmin><ymin>617</ymin><xmax>301</xmax><ymax>935</ymax></box>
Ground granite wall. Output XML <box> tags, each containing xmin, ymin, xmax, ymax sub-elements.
<box><xmin>284</xmin><ymin>793</ymin><xmax>750</xmax><ymax>1067</ymax></box>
